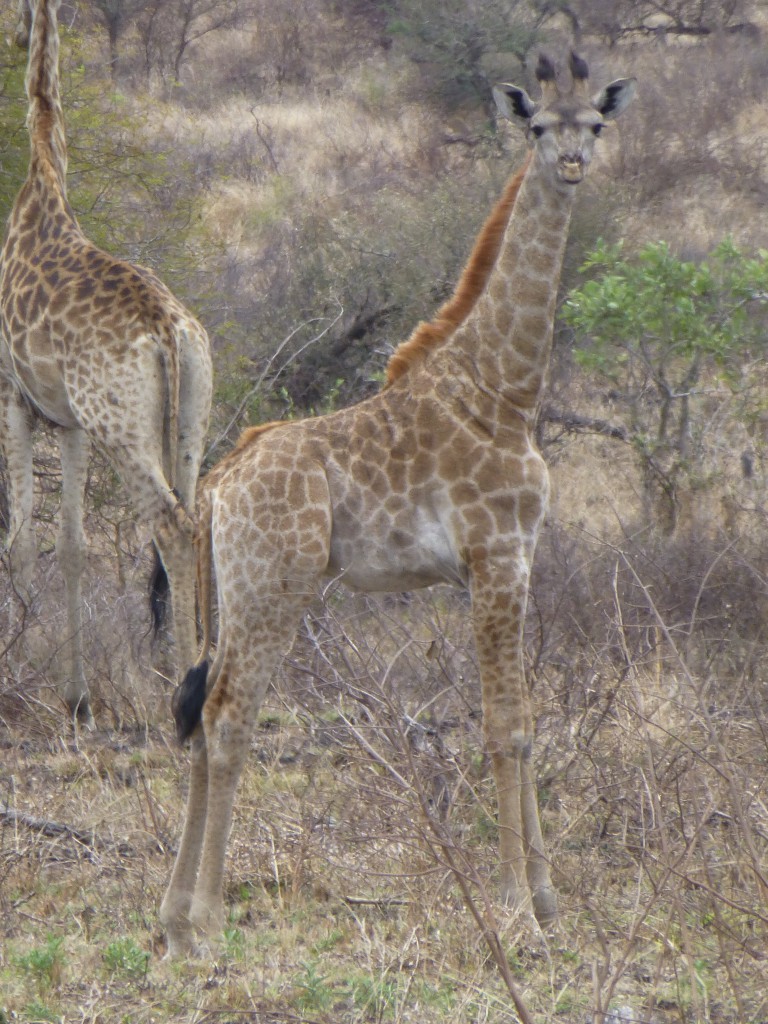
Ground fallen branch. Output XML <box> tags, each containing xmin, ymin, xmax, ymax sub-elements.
<box><xmin>0</xmin><ymin>803</ymin><xmax>133</xmax><ymax>855</ymax></box>
<box><xmin>541</xmin><ymin>405</ymin><xmax>628</xmax><ymax>441</ymax></box>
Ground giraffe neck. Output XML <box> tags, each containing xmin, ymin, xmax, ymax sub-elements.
<box><xmin>25</xmin><ymin>0</ymin><xmax>68</xmax><ymax>190</ymax></box>
<box><xmin>449</xmin><ymin>156</ymin><xmax>574</xmax><ymax>416</ymax></box>
<box><xmin>385</xmin><ymin>154</ymin><xmax>531</xmax><ymax>386</ymax></box>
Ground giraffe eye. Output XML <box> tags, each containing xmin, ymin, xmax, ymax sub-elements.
<box><xmin>531</xmin><ymin>124</ymin><xmax>545</xmax><ymax>138</ymax></box>
<box><xmin>592</xmin><ymin>123</ymin><xmax>604</xmax><ymax>136</ymax></box>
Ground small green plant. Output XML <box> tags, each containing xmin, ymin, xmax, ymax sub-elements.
<box><xmin>346</xmin><ymin>972</ymin><xmax>400</xmax><ymax>1017</ymax></box>
<box><xmin>413</xmin><ymin>979</ymin><xmax>456</xmax><ymax>1012</ymax></box>
<box><xmin>22</xmin><ymin>1002</ymin><xmax>59</xmax><ymax>1023</ymax></box>
<box><xmin>16</xmin><ymin>935</ymin><xmax>66</xmax><ymax>993</ymax></box>
<box><xmin>555</xmin><ymin>991</ymin><xmax>583</xmax><ymax>1016</ymax></box>
<box><xmin>311</xmin><ymin>928</ymin><xmax>345</xmax><ymax>954</ymax></box>
<box><xmin>103</xmin><ymin>937</ymin><xmax>150</xmax><ymax>979</ymax></box>
<box><xmin>293</xmin><ymin>960</ymin><xmax>334</xmax><ymax>1012</ymax></box>
<box><xmin>223</xmin><ymin>926</ymin><xmax>246</xmax><ymax>960</ymax></box>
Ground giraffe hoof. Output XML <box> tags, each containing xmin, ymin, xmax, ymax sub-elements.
<box><xmin>163</xmin><ymin>932</ymin><xmax>202</xmax><ymax>960</ymax></box>
<box><xmin>68</xmin><ymin>696</ymin><xmax>95</xmax><ymax>731</ymax></box>
<box><xmin>532</xmin><ymin>886</ymin><xmax>558</xmax><ymax>929</ymax></box>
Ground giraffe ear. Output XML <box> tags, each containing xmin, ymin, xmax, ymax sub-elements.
<box><xmin>592</xmin><ymin>77</ymin><xmax>637</xmax><ymax>120</ymax></box>
<box><xmin>493</xmin><ymin>83</ymin><xmax>536</xmax><ymax>126</ymax></box>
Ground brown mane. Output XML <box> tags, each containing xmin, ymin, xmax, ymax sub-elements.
<box><xmin>385</xmin><ymin>152</ymin><xmax>532</xmax><ymax>385</ymax></box>
<box><xmin>202</xmin><ymin>420</ymin><xmax>283</xmax><ymax>490</ymax></box>
<box><xmin>208</xmin><ymin>155</ymin><xmax>532</xmax><ymax>473</ymax></box>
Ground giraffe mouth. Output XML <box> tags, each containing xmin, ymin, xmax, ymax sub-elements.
<box><xmin>558</xmin><ymin>160</ymin><xmax>584</xmax><ymax>183</ymax></box>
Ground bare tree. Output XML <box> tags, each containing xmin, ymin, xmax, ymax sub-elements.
<box><xmin>82</xmin><ymin>0</ymin><xmax>145</xmax><ymax>79</ymax></box>
<box><xmin>136</xmin><ymin>0</ymin><xmax>244</xmax><ymax>85</ymax></box>
<box><xmin>555</xmin><ymin>0</ymin><xmax>759</xmax><ymax>44</ymax></box>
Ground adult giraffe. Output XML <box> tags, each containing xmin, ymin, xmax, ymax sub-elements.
<box><xmin>0</xmin><ymin>0</ymin><xmax>212</xmax><ymax>724</ymax></box>
<box><xmin>160</xmin><ymin>52</ymin><xmax>636</xmax><ymax>955</ymax></box>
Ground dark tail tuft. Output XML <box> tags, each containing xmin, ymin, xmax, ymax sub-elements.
<box><xmin>172</xmin><ymin>661</ymin><xmax>209</xmax><ymax>743</ymax></box>
<box><xmin>149</xmin><ymin>543</ymin><xmax>169</xmax><ymax>635</ymax></box>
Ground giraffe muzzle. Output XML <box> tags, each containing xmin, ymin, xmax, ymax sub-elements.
<box><xmin>558</xmin><ymin>156</ymin><xmax>584</xmax><ymax>183</ymax></box>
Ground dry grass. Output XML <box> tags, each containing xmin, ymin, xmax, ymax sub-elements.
<box><xmin>2</xmin><ymin>520</ymin><xmax>767</xmax><ymax>1022</ymax></box>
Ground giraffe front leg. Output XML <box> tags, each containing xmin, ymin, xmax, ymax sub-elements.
<box><xmin>470</xmin><ymin>555</ymin><xmax>556</xmax><ymax>929</ymax></box>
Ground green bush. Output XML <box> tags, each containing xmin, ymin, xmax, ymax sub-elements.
<box><xmin>562</xmin><ymin>238</ymin><xmax>768</xmax><ymax>529</ymax></box>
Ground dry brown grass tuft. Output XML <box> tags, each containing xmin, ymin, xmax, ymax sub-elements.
<box><xmin>2</xmin><ymin>538</ymin><xmax>766</xmax><ymax>1021</ymax></box>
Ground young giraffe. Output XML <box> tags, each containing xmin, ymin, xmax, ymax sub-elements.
<box><xmin>0</xmin><ymin>0</ymin><xmax>212</xmax><ymax>724</ymax></box>
<box><xmin>160</xmin><ymin>53</ymin><xmax>636</xmax><ymax>954</ymax></box>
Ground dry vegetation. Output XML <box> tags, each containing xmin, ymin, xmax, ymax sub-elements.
<box><xmin>1</xmin><ymin>1</ymin><xmax>768</xmax><ymax>1022</ymax></box>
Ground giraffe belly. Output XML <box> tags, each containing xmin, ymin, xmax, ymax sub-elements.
<box><xmin>327</xmin><ymin>522</ymin><xmax>467</xmax><ymax>593</ymax></box>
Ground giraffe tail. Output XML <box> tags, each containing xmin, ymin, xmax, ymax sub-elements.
<box><xmin>170</xmin><ymin>483</ymin><xmax>215</xmax><ymax>744</ymax></box>
<box><xmin>148</xmin><ymin>544</ymin><xmax>169</xmax><ymax>635</ymax></box>
<box><xmin>172</xmin><ymin>660</ymin><xmax>208</xmax><ymax>743</ymax></box>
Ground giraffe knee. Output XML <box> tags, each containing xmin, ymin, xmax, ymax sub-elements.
<box><xmin>169</xmin><ymin>491</ymin><xmax>195</xmax><ymax>537</ymax></box>
<box><xmin>202</xmin><ymin>691</ymin><xmax>252</xmax><ymax>769</ymax></box>
<box><xmin>486</xmin><ymin>728</ymin><xmax>532</xmax><ymax>761</ymax></box>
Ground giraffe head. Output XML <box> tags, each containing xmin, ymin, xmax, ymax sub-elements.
<box><xmin>493</xmin><ymin>52</ymin><xmax>636</xmax><ymax>191</ymax></box>
<box><xmin>15</xmin><ymin>0</ymin><xmax>63</xmax><ymax>48</ymax></box>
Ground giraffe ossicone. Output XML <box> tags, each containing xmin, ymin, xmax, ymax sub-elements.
<box><xmin>0</xmin><ymin>0</ymin><xmax>212</xmax><ymax>725</ymax></box>
<box><xmin>160</xmin><ymin>52</ymin><xmax>636</xmax><ymax>956</ymax></box>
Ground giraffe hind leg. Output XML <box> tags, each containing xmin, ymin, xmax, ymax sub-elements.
<box><xmin>56</xmin><ymin>427</ymin><xmax>93</xmax><ymax>726</ymax></box>
<box><xmin>521</xmin><ymin>750</ymin><xmax>557</xmax><ymax>925</ymax></box>
<box><xmin>1</xmin><ymin>389</ymin><xmax>37</xmax><ymax>643</ymax></box>
<box><xmin>160</xmin><ymin>722</ymin><xmax>210</xmax><ymax>957</ymax></box>
<box><xmin>186</xmin><ymin>574</ymin><xmax>324</xmax><ymax>945</ymax></box>
<box><xmin>160</xmin><ymin>652</ymin><xmax>219</xmax><ymax>956</ymax></box>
